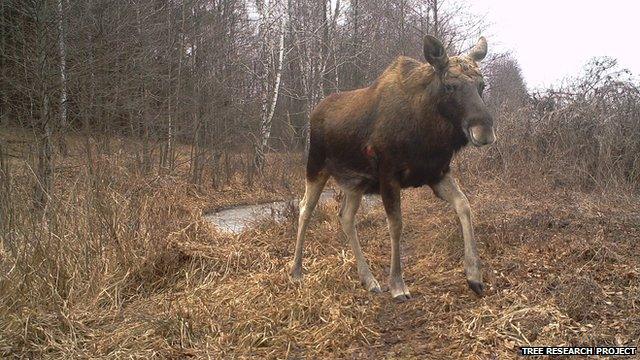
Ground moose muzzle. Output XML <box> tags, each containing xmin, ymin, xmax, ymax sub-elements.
<box><xmin>468</xmin><ymin>125</ymin><xmax>496</xmax><ymax>146</ymax></box>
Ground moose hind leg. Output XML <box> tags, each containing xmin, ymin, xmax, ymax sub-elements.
<box><xmin>339</xmin><ymin>189</ymin><xmax>381</xmax><ymax>293</ymax></box>
<box><xmin>431</xmin><ymin>174</ymin><xmax>483</xmax><ymax>296</ymax></box>
<box><xmin>290</xmin><ymin>172</ymin><xmax>329</xmax><ymax>281</ymax></box>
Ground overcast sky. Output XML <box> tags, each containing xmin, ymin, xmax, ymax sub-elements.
<box><xmin>468</xmin><ymin>0</ymin><xmax>638</xmax><ymax>90</ymax></box>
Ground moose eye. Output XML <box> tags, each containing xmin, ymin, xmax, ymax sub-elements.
<box><xmin>478</xmin><ymin>83</ymin><xmax>485</xmax><ymax>95</ymax></box>
<box><xmin>444</xmin><ymin>84</ymin><xmax>456</xmax><ymax>93</ymax></box>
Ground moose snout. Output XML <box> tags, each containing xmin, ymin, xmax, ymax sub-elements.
<box><xmin>469</xmin><ymin>124</ymin><xmax>496</xmax><ymax>146</ymax></box>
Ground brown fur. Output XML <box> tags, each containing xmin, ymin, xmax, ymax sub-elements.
<box><xmin>307</xmin><ymin>55</ymin><xmax>487</xmax><ymax>194</ymax></box>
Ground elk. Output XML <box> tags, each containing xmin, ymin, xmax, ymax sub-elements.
<box><xmin>290</xmin><ymin>35</ymin><xmax>495</xmax><ymax>300</ymax></box>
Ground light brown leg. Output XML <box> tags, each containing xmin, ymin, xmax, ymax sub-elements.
<box><xmin>431</xmin><ymin>173</ymin><xmax>483</xmax><ymax>296</ymax></box>
<box><xmin>380</xmin><ymin>180</ymin><xmax>410</xmax><ymax>300</ymax></box>
<box><xmin>339</xmin><ymin>189</ymin><xmax>381</xmax><ymax>293</ymax></box>
<box><xmin>290</xmin><ymin>173</ymin><xmax>329</xmax><ymax>280</ymax></box>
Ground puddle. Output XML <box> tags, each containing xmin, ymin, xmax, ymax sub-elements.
<box><xmin>205</xmin><ymin>189</ymin><xmax>380</xmax><ymax>234</ymax></box>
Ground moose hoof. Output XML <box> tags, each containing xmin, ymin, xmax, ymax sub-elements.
<box><xmin>290</xmin><ymin>267</ymin><xmax>303</xmax><ymax>282</ymax></box>
<box><xmin>467</xmin><ymin>280</ymin><xmax>484</xmax><ymax>296</ymax></box>
<box><xmin>390</xmin><ymin>284</ymin><xmax>411</xmax><ymax>301</ymax></box>
<box><xmin>393</xmin><ymin>293</ymin><xmax>411</xmax><ymax>301</ymax></box>
<box><xmin>362</xmin><ymin>277</ymin><xmax>382</xmax><ymax>293</ymax></box>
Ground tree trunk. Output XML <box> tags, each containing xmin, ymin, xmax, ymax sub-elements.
<box><xmin>0</xmin><ymin>0</ymin><xmax>7</xmax><ymax>125</ymax></box>
<box><xmin>189</xmin><ymin>5</ymin><xmax>205</xmax><ymax>185</ymax></box>
<box><xmin>33</xmin><ymin>1</ymin><xmax>54</xmax><ymax>210</ymax></box>
<box><xmin>57</xmin><ymin>0</ymin><xmax>68</xmax><ymax>155</ymax></box>
<box><xmin>352</xmin><ymin>0</ymin><xmax>361</xmax><ymax>87</ymax></box>
<box><xmin>254</xmin><ymin>10</ymin><xmax>286</xmax><ymax>171</ymax></box>
<box><xmin>321</xmin><ymin>0</ymin><xmax>330</xmax><ymax>95</ymax></box>
<box><xmin>166</xmin><ymin>0</ymin><xmax>187</xmax><ymax>172</ymax></box>
<box><xmin>331</xmin><ymin>0</ymin><xmax>341</xmax><ymax>89</ymax></box>
<box><xmin>36</xmin><ymin>94</ymin><xmax>53</xmax><ymax>209</ymax></box>
<box><xmin>432</xmin><ymin>0</ymin><xmax>439</xmax><ymax>38</ymax></box>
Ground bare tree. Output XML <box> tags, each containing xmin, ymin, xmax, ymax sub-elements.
<box><xmin>485</xmin><ymin>53</ymin><xmax>529</xmax><ymax>110</ymax></box>
<box><xmin>0</xmin><ymin>0</ymin><xmax>492</xmax><ymax>191</ymax></box>
<box><xmin>56</xmin><ymin>0</ymin><xmax>67</xmax><ymax>139</ymax></box>
<box><xmin>254</xmin><ymin>0</ymin><xmax>288</xmax><ymax>171</ymax></box>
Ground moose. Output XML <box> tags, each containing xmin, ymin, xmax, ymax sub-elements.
<box><xmin>290</xmin><ymin>35</ymin><xmax>495</xmax><ymax>300</ymax></box>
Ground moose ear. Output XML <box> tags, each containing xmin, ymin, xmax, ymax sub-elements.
<box><xmin>468</xmin><ymin>36</ymin><xmax>487</xmax><ymax>62</ymax></box>
<box><xmin>423</xmin><ymin>35</ymin><xmax>449</xmax><ymax>73</ymax></box>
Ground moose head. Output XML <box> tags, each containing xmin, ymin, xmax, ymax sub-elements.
<box><xmin>423</xmin><ymin>35</ymin><xmax>496</xmax><ymax>147</ymax></box>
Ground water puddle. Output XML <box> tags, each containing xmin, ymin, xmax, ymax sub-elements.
<box><xmin>205</xmin><ymin>190</ymin><xmax>380</xmax><ymax>234</ymax></box>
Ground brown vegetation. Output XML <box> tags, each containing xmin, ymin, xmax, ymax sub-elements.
<box><xmin>1</xmin><ymin>0</ymin><xmax>639</xmax><ymax>358</ymax></box>
<box><xmin>1</xmin><ymin>106</ymin><xmax>639</xmax><ymax>358</ymax></box>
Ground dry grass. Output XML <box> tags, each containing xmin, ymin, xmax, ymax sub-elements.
<box><xmin>1</xmin><ymin>132</ymin><xmax>639</xmax><ymax>359</ymax></box>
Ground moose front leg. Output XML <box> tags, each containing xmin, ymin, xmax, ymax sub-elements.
<box><xmin>431</xmin><ymin>174</ymin><xmax>484</xmax><ymax>296</ymax></box>
<box><xmin>380</xmin><ymin>180</ymin><xmax>411</xmax><ymax>300</ymax></box>
<box><xmin>339</xmin><ymin>189</ymin><xmax>381</xmax><ymax>293</ymax></box>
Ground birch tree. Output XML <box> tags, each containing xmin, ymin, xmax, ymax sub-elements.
<box><xmin>0</xmin><ymin>0</ymin><xmax>489</xmax><ymax>186</ymax></box>
<box><xmin>33</xmin><ymin>0</ymin><xmax>55</xmax><ymax>209</ymax></box>
<box><xmin>253</xmin><ymin>0</ymin><xmax>288</xmax><ymax>171</ymax></box>
<box><xmin>56</xmin><ymin>0</ymin><xmax>67</xmax><ymax>132</ymax></box>
<box><xmin>289</xmin><ymin>0</ymin><xmax>338</xmax><ymax>158</ymax></box>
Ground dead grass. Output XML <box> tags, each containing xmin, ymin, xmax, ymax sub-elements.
<box><xmin>1</xmin><ymin>133</ymin><xmax>639</xmax><ymax>359</ymax></box>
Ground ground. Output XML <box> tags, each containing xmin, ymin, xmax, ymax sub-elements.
<box><xmin>0</xmin><ymin>133</ymin><xmax>638</xmax><ymax>359</ymax></box>
<box><xmin>183</xmin><ymin>178</ymin><xmax>639</xmax><ymax>359</ymax></box>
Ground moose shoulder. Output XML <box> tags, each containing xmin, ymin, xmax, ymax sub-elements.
<box><xmin>291</xmin><ymin>35</ymin><xmax>496</xmax><ymax>300</ymax></box>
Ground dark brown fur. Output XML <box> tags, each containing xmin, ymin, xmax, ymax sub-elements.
<box><xmin>307</xmin><ymin>55</ymin><xmax>481</xmax><ymax>194</ymax></box>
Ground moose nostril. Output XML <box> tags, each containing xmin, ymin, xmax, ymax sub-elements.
<box><xmin>469</xmin><ymin>125</ymin><xmax>496</xmax><ymax>145</ymax></box>
<box><xmin>487</xmin><ymin>128</ymin><xmax>496</xmax><ymax>143</ymax></box>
